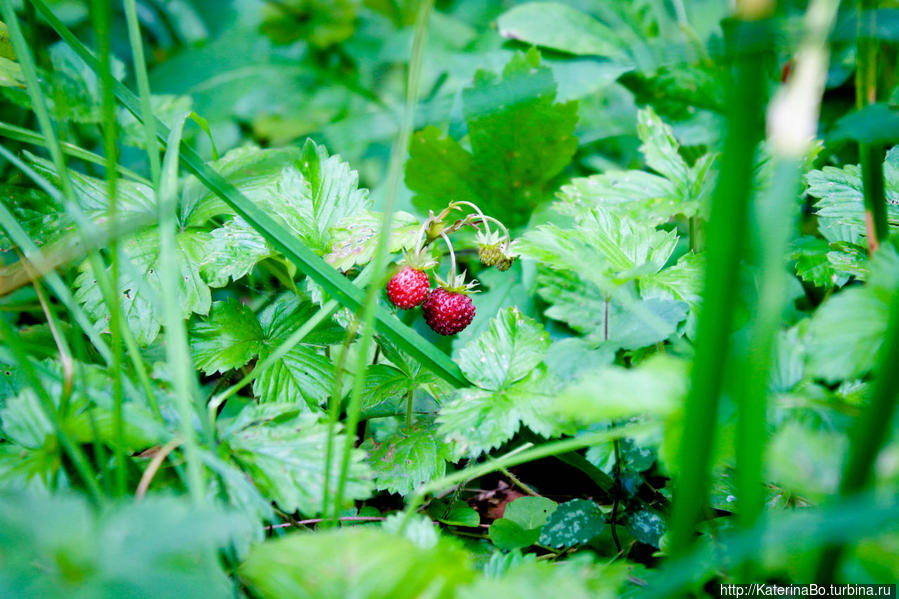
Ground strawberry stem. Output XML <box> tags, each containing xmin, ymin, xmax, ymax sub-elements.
<box><xmin>440</xmin><ymin>231</ymin><xmax>457</xmax><ymax>283</ymax></box>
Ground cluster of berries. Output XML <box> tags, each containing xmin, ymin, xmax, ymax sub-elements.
<box><xmin>385</xmin><ymin>202</ymin><xmax>516</xmax><ymax>335</ymax></box>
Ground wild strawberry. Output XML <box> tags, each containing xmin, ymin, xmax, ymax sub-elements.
<box><xmin>386</xmin><ymin>267</ymin><xmax>430</xmax><ymax>309</ymax></box>
<box><xmin>422</xmin><ymin>288</ymin><xmax>476</xmax><ymax>335</ymax></box>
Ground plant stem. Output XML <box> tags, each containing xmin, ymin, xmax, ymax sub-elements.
<box><xmin>404</xmin><ymin>386</ymin><xmax>414</xmax><ymax>429</ymax></box>
<box><xmin>856</xmin><ymin>0</ymin><xmax>888</xmax><ymax>251</ymax></box>
<box><xmin>669</xmin><ymin>11</ymin><xmax>769</xmax><ymax>556</ymax></box>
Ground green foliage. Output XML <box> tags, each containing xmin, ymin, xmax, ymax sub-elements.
<box><xmin>221</xmin><ymin>404</ymin><xmax>372</xmax><ymax>516</ymax></box>
<box><xmin>406</xmin><ymin>49</ymin><xmax>578</xmax><ymax>228</ymax></box>
<box><xmin>2</xmin><ymin>0</ymin><xmax>899</xmax><ymax>592</ymax></box>
<box><xmin>0</xmin><ymin>491</ymin><xmax>248</xmax><ymax>598</ymax></box>
<box><xmin>538</xmin><ymin>499</ymin><xmax>606</xmax><ymax>548</ymax></box>
<box><xmin>240</xmin><ymin>528</ymin><xmax>475</xmax><ymax>599</ymax></box>
<box><xmin>438</xmin><ymin>308</ymin><xmax>569</xmax><ymax>457</ymax></box>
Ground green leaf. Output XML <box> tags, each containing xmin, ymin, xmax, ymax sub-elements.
<box><xmin>555</xmin><ymin>108</ymin><xmax>711</xmax><ymax>225</ymax></box>
<box><xmin>189</xmin><ymin>299</ymin><xmax>263</xmax><ymax>375</ymax></box>
<box><xmin>0</xmin><ymin>186</ymin><xmax>63</xmax><ymax>251</ymax></box>
<box><xmin>406</xmin><ymin>49</ymin><xmax>578</xmax><ymax>228</ymax></box>
<box><xmin>326</xmin><ymin>209</ymin><xmax>421</xmax><ymax>272</ymax></box>
<box><xmin>365</xmin><ymin>422</ymin><xmax>451</xmax><ymax>496</ymax></box>
<box><xmin>489</xmin><ymin>518</ymin><xmax>541</xmax><ymax>551</ymax></box>
<box><xmin>535</xmin><ymin>269</ymin><xmax>687</xmax><ymax>348</ymax></box>
<box><xmin>625</xmin><ymin>508</ymin><xmax>666</xmax><ymax>548</ymax></box>
<box><xmin>240</xmin><ymin>528</ymin><xmax>475</xmax><ymax>599</ymax></box>
<box><xmin>496</xmin><ymin>3</ymin><xmax>626</xmax><ymax>59</ymax></box>
<box><xmin>553</xmin><ymin>355</ymin><xmax>688</xmax><ymax>425</ymax></box>
<box><xmin>503</xmin><ymin>496</ymin><xmax>558</xmax><ymax>529</ymax></box>
<box><xmin>439</xmin><ymin>502</ymin><xmax>481</xmax><ymax>527</ymax></box>
<box><xmin>438</xmin><ymin>372</ymin><xmax>569</xmax><ymax>458</ymax></box>
<box><xmin>637</xmin><ymin>106</ymin><xmax>690</xmax><ymax>185</ymax></box>
<box><xmin>791</xmin><ymin>236</ymin><xmax>852</xmax><ymax>288</ymax></box>
<box><xmin>74</xmin><ymin>228</ymin><xmax>213</xmax><ymax>345</ymax></box>
<box><xmin>224</xmin><ymin>404</ymin><xmax>372</xmax><ymax>515</ymax></box>
<box><xmin>457</xmin><ymin>307</ymin><xmax>550</xmax><ymax>391</ymax></box>
<box><xmin>251</xmin><ymin>294</ymin><xmax>341</xmax><ymax>408</ymax></box>
<box><xmin>767</xmin><ymin>421</ymin><xmax>845</xmax><ymax>499</ymax></box>
<box><xmin>538</xmin><ymin>498</ymin><xmax>606</xmax><ymax>548</ymax></box>
<box><xmin>0</xmin><ymin>491</ymin><xmax>247</xmax><ymax>599</ymax></box>
<box><xmin>457</xmin><ymin>558</ymin><xmax>628</xmax><ymax>599</ymax></box>
<box><xmin>804</xmin><ymin>286</ymin><xmax>889</xmax><ymax>383</ymax></box>
<box><xmin>804</xmin><ymin>147</ymin><xmax>899</xmax><ymax>243</ymax></box>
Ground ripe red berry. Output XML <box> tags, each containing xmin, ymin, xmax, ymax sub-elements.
<box><xmin>386</xmin><ymin>267</ymin><xmax>430</xmax><ymax>309</ymax></box>
<box><xmin>422</xmin><ymin>288</ymin><xmax>475</xmax><ymax>335</ymax></box>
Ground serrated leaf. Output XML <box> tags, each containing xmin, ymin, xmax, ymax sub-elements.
<box><xmin>365</xmin><ymin>423</ymin><xmax>451</xmax><ymax>496</ymax></box>
<box><xmin>637</xmin><ymin>106</ymin><xmax>690</xmax><ymax>185</ymax></box>
<box><xmin>536</xmin><ymin>269</ymin><xmax>687</xmax><ymax>348</ymax></box>
<box><xmin>804</xmin><ymin>147</ymin><xmax>899</xmax><ymax>243</ymax></box>
<box><xmin>489</xmin><ymin>518</ymin><xmax>541</xmax><ymax>551</ymax></box>
<box><xmin>456</xmin><ymin>307</ymin><xmax>550</xmax><ymax>391</ymax></box>
<box><xmin>555</xmin><ymin>108</ymin><xmax>710</xmax><ymax>225</ymax></box>
<box><xmin>438</xmin><ymin>371</ymin><xmax>568</xmax><ymax>458</ymax></box>
<box><xmin>240</xmin><ymin>528</ymin><xmax>474</xmax><ymax>599</ymax></box>
<box><xmin>326</xmin><ymin>209</ymin><xmax>421</xmax><ymax>271</ymax></box>
<box><xmin>791</xmin><ymin>236</ymin><xmax>852</xmax><ymax>288</ymax></box>
<box><xmin>74</xmin><ymin>228</ymin><xmax>213</xmax><ymax>345</ymax></box>
<box><xmin>200</xmin><ymin>216</ymin><xmax>275</xmax><ymax>286</ymax></box>
<box><xmin>406</xmin><ymin>49</ymin><xmax>577</xmax><ymax>228</ymax></box>
<box><xmin>0</xmin><ymin>186</ymin><xmax>64</xmax><ymax>251</ymax></box>
<box><xmin>181</xmin><ymin>143</ymin><xmax>370</xmax><ymax>257</ymax></box>
<box><xmin>224</xmin><ymin>405</ymin><xmax>372</xmax><ymax>515</ymax></box>
<box><xmin>503</xmin><ymin>496</ymin><xmax>558</xmax><ymax>529</ymax></box>
<box><xmin>538</xmin><ymin>498</ymin><xmax>605</xmax><ymax>548</ymax></box>
<box><xmin>805</xmin><ymin>286</ymin><xmax>889</xmax><ymax>383</ymax></box>
<box><xmin>189</xmin><ymin>299</ymin><xmax>263</xmax><ymax>375</ymax></box>
<box><xmin>251</xmin><ymin>295</ymin><xmax>340</xmax><ymax>408</ymax></box>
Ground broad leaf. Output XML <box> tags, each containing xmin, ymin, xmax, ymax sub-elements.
<box><xmin>503</xmin><ymin>496</ymin><xmax>558</xmax><ymax>530</ymax></box>
<box><xmin>223</xmin><ymin>404</ymin><xmax>372</xmax><ymax>515</ymax></box>
<box><xmin>496</xmin><ymin>3</ymin><xmax>627</xmax><ymax>59</ymax></box>
<box><xmin>326</xmin><ymin>210</ymin><xmax>421</xmax><ymax>271</ymax></box>
<box><xmin>364</xmin><ymin>422</ymin><xmax>451</xmax><ymax>496</ymax></box>
<box><xmin>252</xmin><ymin>294</ymin><xmax>342</xmax><ymax>408</ymax></box>
<box><xmin>538</xmin><ymin>498</ymin><xmax>605</xmax><ymax>548</ymax></box>
<box><xmin>456</xmin><ymin>307</ymin><xmax>550</xmax><ymax>391</ymax></box>
<box><xmin>406</xmin><ymin>49</ymin><xmax>577</xmax><ymax>228</ymax></box>
<box><xmin>240</xmin><ymin>528</ymin><xmax>475</xmax><ymax>599</ymax></box>
<box><xmin>189</xmin><ymin>299</ymin><xmax>263</xmax><ymax>375</ymax></box>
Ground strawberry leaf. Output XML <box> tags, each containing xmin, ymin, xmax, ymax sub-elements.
<box><xmin>251</xmin><ymin>295</ymin><xmax>342</xmax><ymax>408</ymax></box>
<box><xmin>223</xmin><ymin>404</ymin><xmax>372</xmax><ymax>516</ymax></box>
<box><xmin>365</xmin><ymin>421</ymin><xmax>451</xmax><ymax>496</ymax></box>
<box><xmin>189</xmin><ymin>299</ymin><xmax>263</xmax><ymax>375</ymax></box>
<box><xmin>406</xmin><ymin>49</ymin><xmax>577</xmax><ymax>228</ymax></box>
<box><xmin>456</xmin><ymin>306</ymin><xmax>550</xmax><ymax>391</ymax></box>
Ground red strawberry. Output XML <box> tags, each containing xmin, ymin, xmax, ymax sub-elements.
<box><xmin>422</xmin><ymin>288</ymin><xmax>475</xmax><ymax>335</ymax></box>
<box><xmin>386</xmin><ymin>267</ymin><xmax>430</xmax><ymax>309</ymax></box>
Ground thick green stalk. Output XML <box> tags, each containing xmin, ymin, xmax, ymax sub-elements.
<box><xmin>668</xmin><ymin>15</ymin><xmax>769</xmax><ymax>555</ymax></box>
<box><xmin>331</xmin><ymin>0</ymin><xmax>435</xmax><ymax>519</ymax></box>
<box><xmin>31</xmin><ymin>0</ymin><xmax>467</xmax><ymax>389</ymax></box>
<box><xmin>857</xmin><ymin>0</ymin><xmax>888</xmax><ymax>251</ymax></box>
